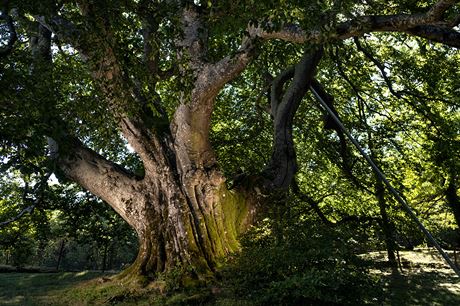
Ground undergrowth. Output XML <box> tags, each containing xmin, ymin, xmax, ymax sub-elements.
<box><xmin>220</xmin><ymin>219</ymin><xmax>381</xmax><ymax>305</ymax></box>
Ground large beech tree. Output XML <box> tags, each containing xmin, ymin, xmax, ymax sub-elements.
<box><xmin>1</xmin><ymin>0</ymin><xmax>459</xmax><ymax>282</ymax></box>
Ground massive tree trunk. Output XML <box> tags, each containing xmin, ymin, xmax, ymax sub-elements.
<box><xmin>30</xmin><ymin>0</ymin><xmax>458</xmax><ymax>284</ymax></box>
<box><xmin>53</xmin><ymin>132</ymin><xmax>259</xmax><ymax>282</ymax></box>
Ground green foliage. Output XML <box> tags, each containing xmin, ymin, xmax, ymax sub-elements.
<box><xmin>1</xmin><ymin>0</ymin><xmax>460</xmax><ymax>299</ymax></box>
<box><xmin>0</xmin><ymin>175</ymin><xmax>137</xmax><ymax>271</ymax></box>
<box><xmin>222</xmin><ymin>219</ymin><xmax>380</xmax><ymax>305</ymax></box>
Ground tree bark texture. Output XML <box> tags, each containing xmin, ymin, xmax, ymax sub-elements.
<box><xmin>56</xmin><ymin>135</ymin><xmax>258</xmax><ymax>281</ymax></box>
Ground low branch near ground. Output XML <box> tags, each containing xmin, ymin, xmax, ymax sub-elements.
<box><xmin>292</xmin><ymin>180</ymin><xmax>382</xmax><ymax>227</ymax></box>
<box><xmin>292</xmin><ymin>180</ymin><xmax>334</xmax><ymax>226</ymax></box>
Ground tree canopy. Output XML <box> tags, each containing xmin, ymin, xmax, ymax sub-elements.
<box><xmin>1</xmin><ymin>0</ymin><xmax>459</xmax><ymax>293</ymax></box>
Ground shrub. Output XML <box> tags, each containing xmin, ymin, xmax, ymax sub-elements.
<box><xmin>223</xmin><ymin>219</ymin><xmax>380</xmax><ymax>305</ymax></box>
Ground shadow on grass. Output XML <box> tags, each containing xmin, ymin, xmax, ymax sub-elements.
<box><xmin>0</xmin><ymin>271</ymin><xmax>112</xmax><ymax>305</ymax></box>
<box><xmin>382</xmin><ymin>269</ymin><xmax>460</xmax><ymax>306</ymax></box>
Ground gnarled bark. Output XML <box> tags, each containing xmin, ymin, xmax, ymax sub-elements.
<box><xmin>53</xmin><ymin>134</ymin><xmax>257</xmax><ymax>282</ymax></box>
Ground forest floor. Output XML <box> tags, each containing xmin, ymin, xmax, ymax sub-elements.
<box><xmin>365</xmin><ymin>248</ymin><xmax>460</xmax><ymax>305</ymax></box>
<box><xmin>0</xmin><ymin>249</ymin><xmax>459</xmax><ymax>305</ymax></box>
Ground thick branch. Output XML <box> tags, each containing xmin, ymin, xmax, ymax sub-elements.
<box><xmin>250</xmin><ymin>0</ymin><xmax>458</xmax><ymax>45</ymax></box>
<box><xmin>176</xmin><ymin>6</ymin><xmax>207</xmax><ymax>71</ymax></box>
<box><xmin>120</xmin><ymin>117</ymin><xmax>173</xmax><ymax>176</ymax></box>
<box><xmin>270</xmin><ymin>66</ymin><xmax>295</xmax><ymax>117</ymax></box>
<box><xmin>427</xmin><ymin>0</ymin><xmax>457</xmax><ymax>20</ymax></box>
<box><xmin>39</xmin><ymin>8</ymin><xmax>170</xmax><ymax>175</ymax></box>
<box><xmin>172</xmin><ymin>33</ymin><xmax>257</xmax><ymax>171</ymax></box>
<box><xmin>406</xmin><ymin>25</ymin><xmax>460</xmax><ymax>48</ymax></box>
<box><xmin>50</xmin><ymin>137</ymin><xmax>141</xmax><ymax>226</ymax></box>
<box><xmin>36</xmin><ymin>15</ymin><xmax>84</xmax><ymax>50</ymax></box>
<box><xmin>264</xmin><ymin>47</ymin><xmax>323</xmax><ymax>189</ymax></box>
<box><xmin>140</xmin><ymin>13</ymin><xmax>160</xmax><ymax>77</ymax></box>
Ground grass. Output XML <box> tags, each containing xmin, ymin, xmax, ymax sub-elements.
<box><xmin>0</xmin><ymin>271</ymin><xmax>111</xmax><ymax>305</ymax></box>
<box><xmin>365</xmin><ymin>248</ymin><xmax>460</xmax><ymax>305</ymax></box>
<box><xmin>1</xmin><ymin>249</ymin><xmax>460</xmax><ymax>305</ymax></box>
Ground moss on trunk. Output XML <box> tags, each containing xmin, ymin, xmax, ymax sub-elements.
<box><xmin>115</xmin><ymin>179</ymin><xmax>258</xmax><ymax>286</ymax></box>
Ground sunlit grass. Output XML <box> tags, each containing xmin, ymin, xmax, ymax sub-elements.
<box><xmin>1</xmin><ymin>250</ymin><xmax>459</xmax><ymax>305</ymax></box>
<box><xmin>364</xmin><ymin>248</ymin><xmax>460</xmax><ymax>305</ymax></box>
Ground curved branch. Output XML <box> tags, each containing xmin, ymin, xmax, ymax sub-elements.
<box><xmin>292</xmin><ymin>180</ymin><xmax>334</xmax><ymax>226</ymax></box>
<box><xmin>0</xmin><ymin>171</ymin><xmax>51</xmax><ymax>228</ymax></box>
<box><xmin>427</xmin><ymin>0</ymin><xmax>457</xmax><ymax>20</ymax></box>
<box><xmin>251</xmin><ymin>0</ymin><xmax>458</xmax><ymax>45</ymax></box>
<box><xmin>36</xmin><ymin>15</ymin><xmax>84</xmax><ymax>50</ymax></box>
<box><xmin>171</xmin><ymin>33</ymin><xmax>257</xmax><ymax>171</ymax></box>
<box><xmin>270</xmin><ymin>66</ymin><xmax>295</xmax><ymax>117</ymax></box>
<box><xmin>353</xmin><ymin>37</ymin><xmax>402</xmax><ymax>98</ymax></box>
<box><xmin>0</xmin><ymin>205</ymin><xmax>35</xmax><ymax>228</ymax></box>
<box><xmin>39</xmin><ymin>8</ymin><xmax>171</xmax><ymax>176</ymax></box>
<box><xmin>311</xmin><ymin>80</ymin><xmax>375</xmax><ymax>195</ymax></box>
<box><xmin>263</xmin><ymin>47</ymin><xmax>323</xmax><ymax>190</ymax></box>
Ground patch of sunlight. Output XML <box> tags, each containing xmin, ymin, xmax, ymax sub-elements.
<box><xmin>76</xmin><ymin>271</ymin><xmax>88</xmax><ymax>277</ymax></box>
<box><xmin>438</xmin><ymin>282</ymin><xmax>460</xmax><ymax>294</ymax></box>
<box><xmin>1</xmin><ymin>296</ymin><xmax>24</xmax><ymax>304</ymax></box>
<box><xmin>58</xmin><ymin>272</ymin><xmax>73</xmax><ymax>279</ymax></box>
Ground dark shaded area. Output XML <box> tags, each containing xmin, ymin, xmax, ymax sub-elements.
<box><xmin>383</xmin><ymin>270</ymin><xmax>460</xmax><ymax>305</ymax></box>
<box><xmin>0</xmin><ymin>271</ymin><xmax>112</xmax><ymax>305</ymax></box>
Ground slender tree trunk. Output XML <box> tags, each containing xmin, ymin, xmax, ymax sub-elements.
<box><xmin>446</xmin><ymin>177</ymin><xmax>460</xmax><ymax>227</ymax></box>
<box><xmin>366</xmin><ymin>122</ymin><xmax>397</xmax><ymax>268</ymax></box>
<box><xmin>107</xmin><ymin>243</ymin><xmax>114</xmax><ymax>271</ymax></box>
<box><xmin>102</xmin><ymin>243</ymin><xmax>108</xmax><ymax>272</ymax></box>
<box><xmin>445</xmin><ymin>176</ymin><xmax>460</xmax><ymax>248</ymax></box>
<box><xmin>56</xmin><ymin>238</ymin><xmax>66</xmax><ymax>272</ymax></box>
<box><xmin>375</xmin><ymin>178</ymin><xmax>397</xmax><ymax>267</ymax></box>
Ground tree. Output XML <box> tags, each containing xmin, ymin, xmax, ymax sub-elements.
<box><xmin>1</xmin><ymin>0</ymin><xmax>459</xmax><ymax>283</ymax></box>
